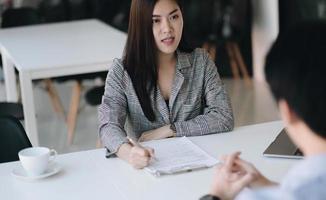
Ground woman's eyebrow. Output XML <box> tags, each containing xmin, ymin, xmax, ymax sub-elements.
<box><xmin>152</xmin><ymin>8</ymin><xmax>179</xmax><ymax>17</ymax></box>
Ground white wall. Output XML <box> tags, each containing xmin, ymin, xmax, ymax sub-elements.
<box><xmin>251</xmin><ymin>0</ymin><xmax>279</xmax><ymax>81</ymax></box>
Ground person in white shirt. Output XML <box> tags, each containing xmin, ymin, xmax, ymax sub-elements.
<box><xmin>201</xmin><ymin>21</ymin><xmax>326</xmax><ymax>200</ymax></box>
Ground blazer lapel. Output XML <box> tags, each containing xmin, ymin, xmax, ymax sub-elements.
<box><xmin>169</xmin><ymin>51</ymin><xmax>191</xmax><ymax>117</ymax></box>
<box><xmin>170</xmin><ymin>70</ymin><xmax>184</xmax><ymax>112</ymax></box>
<box><xmin>155</xmin><ymin>87</ymin><xmax>170</xmax><ymax>123</ymax></box>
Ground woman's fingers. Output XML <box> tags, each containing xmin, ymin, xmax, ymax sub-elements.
<box><xmin>129</xmin><ymin>146</ymin><xmax>155</xmax><ymax>169</ymax></box>
<box><xmin>138</xmin><ymin>135</ymin><xmax>146</xmax><ymax>142</ymax></box>
<box><xmin>147</xmin><ymin>147</ymin><xmax>155</xmax><ymax>158</ymax></box>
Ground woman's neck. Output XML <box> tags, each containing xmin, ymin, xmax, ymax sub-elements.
<box><xmin>158</xmin><ymin>52</ymin><xmax>176</xmax><ymax>69</ymax></box>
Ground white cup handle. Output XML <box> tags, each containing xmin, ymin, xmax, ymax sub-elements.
<box><xmin>49</xmin><ymin>149</ymin><xmax>57</xmax><ymax>164</ymax></box>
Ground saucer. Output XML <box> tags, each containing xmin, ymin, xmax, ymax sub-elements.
<box><xmin>12</xmin><ymin>163</ymin><xmax>61</xmax><ymax>181</ymax></box>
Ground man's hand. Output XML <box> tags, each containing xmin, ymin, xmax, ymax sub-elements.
<box><xmin>231</xmin><ymin>156</ymin><xmax>276</xmax><ymax>189</ymax></box>
<box><xmin>138</xmin><ymin>125</ymin><xmax>174</xmax><ymax>142</ymax></box>
<box><xmin>209</xmin><ymin>152</ymin><xmax>256</xmax><ymax>200</ymax></box>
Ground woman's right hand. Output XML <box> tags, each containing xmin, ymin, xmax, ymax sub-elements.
<box><xmin>116</xmin><ymin>143</ymin><xmax>154</xmax><ymax>169</ymax></box>
<box><xmin>128</xmin><ymin>145</ymin><xmax>154</xmax><ymax>169</ymax></box>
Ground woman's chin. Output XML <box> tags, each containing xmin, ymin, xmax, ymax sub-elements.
<box><xmin>158</xmin><ymin>46</ymin><xmax>178</xmax><ymax>55</ymax></box>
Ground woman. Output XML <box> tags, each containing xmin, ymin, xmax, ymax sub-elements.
<box><xmin>98</xmin><ymin>0</ymin><xmax>234</xmax><ymax>169</ymax></box>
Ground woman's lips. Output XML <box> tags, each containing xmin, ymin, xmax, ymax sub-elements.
<box><xmin>161</xmin><ymin>37</ymin><xmax>175</xmax><ymax>46</ymax></box>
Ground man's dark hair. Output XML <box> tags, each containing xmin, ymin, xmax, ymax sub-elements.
<box><xmin>265</xmin><ymin>21</ymin><xmax>326</xmax><ymax>138</ymax></box>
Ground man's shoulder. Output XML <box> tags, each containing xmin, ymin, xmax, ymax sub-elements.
<box><xmin>289</xmin><ymin>175</ymin><xmax>326</xmax><ymax>200</ymax></box>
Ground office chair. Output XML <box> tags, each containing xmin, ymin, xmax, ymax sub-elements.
<box><xmin>85</xmin><ymin>85</ymin><xmax>105</xmax><ymax>106</ymax></box>
<box><xmin>84</xmin><ymin>83</ymin><xmax>106</xmax><ymax>148</ymax></box>
<box><xmin>202</xmin><ymin>0</ymin><xmax>251</xmax><ymax>86</ymax></box>
<box><xmin>184</xmin><ymin>0</ymin><xmax>251</xmax><ymax>85</ymax></box>
<box><xmin>83</xmin><ymin>83</ymin><xmax>104</xmax><ymax>148</ymax></box>
<box><xmin>57</xmin><ymin>72</ymin><xmax>107</xmax><ymax>144</ymax></box>
<box><xmin>0</xmin><ymin>116</ymin><xmax>32</xmax><ymax>163</ymax></box>
<box><xmin>83</xmin><ymin>0</ymin><xmax>132</xmax><ymax>108</ymax></box>
<box><xmin>1</xmin><ymin>7</ymin><xmax>40</xmax><ymax>27</ymax></box>
<box><xmin>38</xmin><ymin>0</ymin><xmax>70</xmax><ymax>22</ymax></box>
<box><xmin>91</xmin><ymin>0</ymin><xmax>130</xmax><ymax>32</ymax></box>
<box><xmin>0</xmin><ymin>102</ymin><xmax>24</xmax><ymax>120</ymax></box>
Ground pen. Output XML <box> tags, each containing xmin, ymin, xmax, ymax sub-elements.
<box><xmin>127</xmin><ymin>137</ymin><xmax>158</xmax><ymax>161</ymax></box>
<box><xmin>127</xmin><ymin>137</ymin><xmax>140</xmax><ymax>147</ymax></box>
<box><xmin>105</xmin><ymin>146</ymin><xmax>117</xmax><ymax>158</ymax></box>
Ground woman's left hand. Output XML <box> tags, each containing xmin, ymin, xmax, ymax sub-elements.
<box><xmin>138</xmin><ymin>125</ymin><xmax>175</xmax><ymax>142</ymax></box>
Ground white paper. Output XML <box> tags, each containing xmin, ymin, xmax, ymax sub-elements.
<box><xmin>141</xmin><ymin>137</ymin><xmax>219</xmax><ymax>176</ymax></box>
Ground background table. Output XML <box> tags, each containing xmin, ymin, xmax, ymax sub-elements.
<box><xmin>0</xmin><ymin>121</ymin><xmax>299</xmax><ymax>200</ymax></box>
<box><xmin>0</xmin><ymin>19</ymin><xmax>127</xmax><ymax>145</ymax></box>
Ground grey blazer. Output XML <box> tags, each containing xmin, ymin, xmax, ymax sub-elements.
<box><xmin>98</xmin><ymin>48</ymin><xmax>234</xmax><ymax>152</ymax></box>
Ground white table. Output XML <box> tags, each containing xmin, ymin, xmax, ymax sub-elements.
<box><xmin>0</xmin><ymin>121</ymin><xmax>299</xmax><ymax>200</ymax></box>
<box><xmin>0</xmin><ymin>19</ymin><xmax>127</xmax><ymax>145</ymax></box>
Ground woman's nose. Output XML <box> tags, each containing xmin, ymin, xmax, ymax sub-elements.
<box><xmin>161</xmin><ymin>19</ymin><xmax>172</xmax><ymax>33</ymax></box>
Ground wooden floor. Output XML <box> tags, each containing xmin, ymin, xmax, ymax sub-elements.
<box><xmin>0</xmin><ymin>77</ymin><xmax>280</xmax><ymax>154</ymax></box>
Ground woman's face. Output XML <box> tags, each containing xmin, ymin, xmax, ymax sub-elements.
<box><xmin>152</xmin><ymin>0</ymin><xmax>183</xmax><ymax>56</ymax></box>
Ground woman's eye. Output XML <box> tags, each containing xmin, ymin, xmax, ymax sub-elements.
<box><xmin>153</xmin><ymin>19</ymin><xmax>160</xmax><ymax>24</ymax></box>
<box><xmin>170</xmin><ymin>14</ymin><xmax>179</xmax><ymax>21</ymax></box>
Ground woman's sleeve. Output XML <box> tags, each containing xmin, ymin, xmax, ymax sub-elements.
<box><xmin>98</xmin><ymin>60</ymin><xmax>129</xmax><ymax>153</ymax></box>
<box><xmin>174</xmin><ymin>51</ymin><xmax>234</xmax><ymax>136</ymax></box>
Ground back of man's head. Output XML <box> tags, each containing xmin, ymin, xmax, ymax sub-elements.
<box><xmin>265</xmin><ymin>21</ymin><xmax>326</xmax><ymax>139</ymax></box>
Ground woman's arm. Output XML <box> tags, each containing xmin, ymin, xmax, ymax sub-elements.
<box><xmin>98</xmin><ymin>60</ymin><xmax>153</xmax><ymax>168</ymax></box>
<box><xmin>98</xmin><ymin>60</ymin><xmax>129</xmax><ymax>153</ymax></box>
<box><xmin>174</xmin><ymin>50</ymin><xmax>234</xmax><ymax>137</ymax></box>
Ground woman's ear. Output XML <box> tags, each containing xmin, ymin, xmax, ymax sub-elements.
<box><xmin>278</xmin><ymin>99</ymin><xmax>298</xmax><ymax>126</ymax></box>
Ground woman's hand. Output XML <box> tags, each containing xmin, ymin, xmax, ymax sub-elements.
<box><xmin>138</xmin><ymin>125</ymin><xmax>175</xmax><ymax>142</ymax></box>
<box><xmin>128</xmin><ymin>145</ymin><xmax>154</xmax><ymax>169</ymax></box>
<box><xmin>116</xmin><ymin>143</ymin><xmax>154</xmax><ymax>169</ymax></box>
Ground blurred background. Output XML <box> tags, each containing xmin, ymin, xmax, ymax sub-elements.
<box><xmin>1</xmin><ymin>0</ymin><xmax>326</xmax><ymax>153</ymax></box>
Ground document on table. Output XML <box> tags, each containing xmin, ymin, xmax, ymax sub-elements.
<box><xmin>141</xmin><ymin>137</ymin><xmax>219</xmax><ymax>177</ymax></box>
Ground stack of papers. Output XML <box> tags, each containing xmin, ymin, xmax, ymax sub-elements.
<box><xmin>141</xmin><ymin>137</ymin><xmax>219</xmax><ymax>177</ymax></box>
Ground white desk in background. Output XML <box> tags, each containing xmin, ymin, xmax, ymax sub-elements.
<box><xmin>0</xmin><ymin>19</ymin><xmax>127</xmax><ymax>145</ymax></box>
<box><xmin>0</xmin><ymin>121</ymin><xmax>298</xmax><ymax>200</ymax></box>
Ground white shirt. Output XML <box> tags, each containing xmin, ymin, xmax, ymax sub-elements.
<box><xmin>237</xmin><ymin>154</ymin><xmax>326</xmax><ymax>200</ymax></box>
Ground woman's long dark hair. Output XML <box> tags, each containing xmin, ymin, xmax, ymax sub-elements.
<box><xmin>123</xmin><ymin>0</ymin><xmax>193</xmax><ymax>122</ymax></box>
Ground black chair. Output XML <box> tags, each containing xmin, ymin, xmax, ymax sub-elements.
<box><xmin>58</xmin><ymin>72</ymin><xmax>107</xmax><ymax>144</ymax></box>
<box><xmin>191</xmin><ymin>0</ymin><xmax>251</xmax><ymax>85</ymax></box>
<box><xmin>1</xmin><ymin>7</ymin><xmax>40</xmax><ymax>27</ymax></box>
<box><xmin>85</xmin><ymin>85</ymin><xmax>105</xmax><ymax>106</ymax></box>
<box><xmin>38</xmin><ymin>0</ymin><xmax>70</xmax><ymax>22</ymax></box>
<box><xmin>0</xmin><ymin>102</ymin><xmax>24</xmax><ymax>120</ymax></box>
<box><xmin>0</xmin><ymin>116</ymin><xmax>32</xmax><ymax>163</ymax></box>
<box><xmin>91</xmin><ymin>0</ymin><xmax>130</xmax><ymax>32</ymax></box>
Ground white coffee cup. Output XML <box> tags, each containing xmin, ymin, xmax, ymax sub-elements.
<box><xmin>18</xmin><ymin>147</ymin><xmax>57</xmax><ymax>176</ymax></box>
